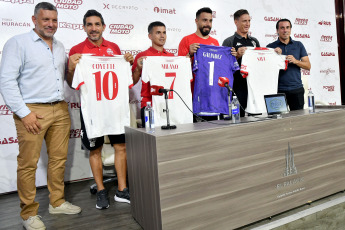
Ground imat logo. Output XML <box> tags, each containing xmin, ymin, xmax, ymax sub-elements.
<box><xmin>153</xmin><ymin>7</ymin><xmax>176</xmax><ymax>14</ymax></box>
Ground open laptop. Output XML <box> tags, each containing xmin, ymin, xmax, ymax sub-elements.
<box><xmin>264</xmin><ymin>93</ymin><xmax>289</xmax><ymax>118</ymax></box>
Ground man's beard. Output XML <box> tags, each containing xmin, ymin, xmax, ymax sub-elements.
<box><xmin>199</xmin><ymin>26</ymin><xmax>211</xmax><ymax>36</ymax></box>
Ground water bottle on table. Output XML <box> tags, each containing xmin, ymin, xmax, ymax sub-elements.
<box><xmin>231</xmin><ymin>96</ymin><xmax>240</xmax><ymax>123</ymax></box>
<box><xmin>308</xmin><ymin>90</ymin><xmax>315</xmax><ymax>113</ymax></box>
<box><xmin>144</xmin><ymin>102</ymin><xmax>155</xmax><ymax>132</ymax></box>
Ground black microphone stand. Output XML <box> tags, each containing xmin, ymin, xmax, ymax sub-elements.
<box><xmin>161</xmin><ymin>91</ymin><xmax>176</xmax><ymax>130</ymax></box>
<box><xmin>224</xmin><ymin>85</ymin><xmax>232</xmax><ymax>120</ymax></box>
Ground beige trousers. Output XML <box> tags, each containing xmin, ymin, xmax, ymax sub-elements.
<box><xmin>13</xmin><ymin>101</ymin><xmax>71</xmax><ymax>220</ymax></box>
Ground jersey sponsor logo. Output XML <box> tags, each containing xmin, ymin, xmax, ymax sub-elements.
<box><xmin>59</xmin><ymin>22</ymin><xmax>83</xmax><ymax>30</ymax></box>
<box><xmin>0</xmin><ymin>137</ymin><xmax>18</xmax><ymax>145</ymax></box>
<box><xmin>165</xmin><ymin>48</ymin><xmax>178</xmax><ymax>55</ymax></box>
<box><xmin>323</xmin><ymin>85</ymin><xmax>335</xmax><ymax>91</ymax></box>
<box><xmin>120</xmin><ymin>49</ymin><xmax>142</xmax><ymax>56</ymax></box>
<box><xmin>0</xmin><ymin>105</ymin><xmax>13</xmax><ymax>115</ymax></box>
<box><xmin>153</xmin><ymin>7</ymin><xmax>176</xmax><ymax>14</ymax></box>
<box><xmin>55</xmin><ymin>0</ymin><xmax>83</xmax><ymax>10</ymax></box>
<box><xmin>264</xmin><ymin>16</ymin><xmax>281</xmax><ymax>22</ymax></box>
<box><xmin>294</xmin><ymin>33</ymin><xmax>310</xmax><ymax>38</ymax></box>
<box><xmin>301</xmin><ymin>70</ymin><xmax>310</xmax><ymax>75</ymax></box>
<box><xmin>109</xmin><ymin>24</ymin><xmax>134</xmax><ymax>34</ymax></box>
<box><xmin>103</xmin><ymin>4</ymin><xmax>138</xmax><ymax>10</ymax></box>
<box><xmin>0</xmin><ymin>0</ymin><xmax>33</xmax><ymax>4</ymax></box>
<box><xmin>257</xmin><ymin>57</ymin><xmax>266</xmax><ymax>61</ymax></box>
<box><xmin>1</xmin><ymin>18</ymin><xmax>31</xmax><ymax>27</ymax></box>
<box><xmin>70</xmin><ymin>129</ymin><xmax>81</xmax><ymax>138</ymax></box>
<box><xmin>320</xmin><ymin>68</ymin><xmax>335</xmax><ymax>75</ymax></box>
<box><xmin>320</xmin><ymin>35</ymin><xmax>333</xmax><ymax>42</ymax></box>
<box><xmin>321</xmin><ymin>52</ymin><xmax>335</xmax><ymax>56</ymax></box>
<box><xmin>318</xmin><ymin>20</ymin><xmax>331</xmax><ymax>26</ymax></box>
<box><xmin>294</xmin><ymin>18</ymin><xmax>308</xmax><ymax>25</ymax></box>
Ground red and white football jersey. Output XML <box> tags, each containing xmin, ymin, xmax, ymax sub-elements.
<box><xmin>141</xmin><ymin>56</ymin><xmax>193</xmax><ymax>126</ymax></box>
<box><xmin>240</xmin><ymin>47</ymin><xmax>288</xmax><ymax>114</ymax></box>
<box><xmin>72</xmin><ymin>55</ymin><xmax>132</xmax><ymax>138</ymax></box>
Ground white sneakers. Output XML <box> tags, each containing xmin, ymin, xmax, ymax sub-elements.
<box><xmin>48</xmin><ymin>201</ymin><xmax>82</xmax><ymax>215</ymax></box>
<box><xmin>23</xmin><ymin>202</ymin><xmax>81</xmax><ymax>229</ymax></box>
<box><xmin>22</xmin><ymin>215</ymin><xmax>46</xmax><ymax>230</ymax></box>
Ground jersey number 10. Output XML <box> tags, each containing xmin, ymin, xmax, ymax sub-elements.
<box><xmin>93</xmin><ymin>71</ymin><xmax>119</xmax><ymax>101</ymax></box>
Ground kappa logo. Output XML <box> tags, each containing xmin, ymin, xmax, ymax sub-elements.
<box><xmin>153</xmin><ymin>6</ymin><xmax>176</xmax><ymax>14</ymax></box>
<box><xmin>0</xmin><ymin>105</ymin><xmax>13</xmax><ymax>115</ymax></box>
<box><xmin>264</xmin><ymin>16</ymin><xmax>281</xmax><ymax>22</ymax></box>
<box><xmin>55</xmin><ymin>0</ymin><xmax>83</xmax><ymax>10</ymax></box>
<box><xmin>321</xmin><ymin>52</ymin><xmax>335</xmax><ymax>56</ymax></box>
<box><xmin>294</xmin><ymin>33</ymin><xmax>310</xmax><ymax>38</ymax></box>
<box><xmin>318</xmin><ymin>20</ymin><xmax>331</xmax><ymax>26</ymax></box>
<box><xmin>301</xmin><ymin>70</ymin><xmax>310</xmax><ymax>75</ymax></box>
<box><xmin>0</xmin><ymin>0</ymin><xmax>33</xmax><ymax>4</ymax></box>
<box><xmin>109</xmin><ymin>24</ymin><xmax>134</xmax><ymax>34</ymax></box>
<box><xmin>0</xmin><ymin>137</ymin><xmax>18</xmax><ymax>145</ymax></box>
<box><xmin>320</xmin><ymin>35</ymin><xmax>333</xmax><ymax>42</ymax></box>
<box><xmin>59</xmin><ymin>22</ymin><xmax>83</xmax><ymax>30</ymax></box>
<box><xmin>323</xmin><ymin>85</ymin><xmax>335</xmax><ymax>91</ymax></box>
<box><xmin>107</xmin><ymin>48</ymin><xmax>114</xmax><ymax>55</ymax></box>
<box><xmin>236</xmin><ymin>42</ymin><xmax>242</xmax><ymax>46</ymax></box>
<box><xmin>70</xmin><ymin>129</ymin><xmax>81</xmax><ymax>138</ymax></box>
<box><xmin>2</xmin><ymin>18</ymin><xmax>31</xmax><ymax>27</ymax></box>
<box><xmin>320</xmin><ymin>68</ymin><xmax>335</xmax><ymax>75</ymax></box>
<box><xmin>294</xmin><ymin>18</ymin><xmax>308</xmax><ymax>25</ymax></box>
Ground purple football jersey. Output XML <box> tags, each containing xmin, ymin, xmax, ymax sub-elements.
<box><xmin>193</xmin><ymin>44</ymin><xmax>239</xmax><ymax>115</ymax></box>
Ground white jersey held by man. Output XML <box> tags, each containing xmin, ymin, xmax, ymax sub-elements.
<box><xmin>141</xmin><ymin>56</ymin><xmax>193</xmax><ymax>126</ymax></box>
<box><xmin>240</xmin><ymin>47</ymin><xmax>288</xmax><ymax>114</ymax></box>
<box><xmin>72</xmin><ymin>54</ymin><xmax>132</xmax><ymax>138</ymax></box>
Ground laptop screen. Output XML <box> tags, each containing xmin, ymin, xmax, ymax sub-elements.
<box><xmin>264</xmin><ymin>94</ymin><xmax>289</xmax><ymax>115</ymax></box>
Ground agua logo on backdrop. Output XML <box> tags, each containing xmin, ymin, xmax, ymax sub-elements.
<box><xmin>264</xmin><ymin>16</ymin><xmax>281</xmax><ymax>22</ymax></box>
<box><xmin>294</xmin><ymin>18</ymin><xmax>308</xmax><ymax>25</ymax></box>
<box><xmin>0</xmin><ymin>0</ymin><xmax>33</xmax><ymax>4</ymax></box>
<box><xmin>55</xmin><ymin>0</ymin><xmax>83</xmax><ymax>10</ymax></box>
<box><xmin>153</xmin><ymin>7</ymin><xmax>176</xmax><ymax>14</ymax></box>
<box><xmin>323</xmin><ymin>85</ymin><xmax>335</xmax><ymax>92</ymax></box>
<box><xmin>0</xmin><ymin>137</ymin><xmax>18</xmax><ymax>145</ymax></box>
<box><xmin>320</xmin><ymin>35</ymin><xmax>332</xmax><ymax>42</ymax></box>
<box><xmin>109</xmin><ymin>24</ymin><xmax>134</xmax><ymax>34</ymax></box>
<box><xmin>0</xmin><ymin>105</ymin><xmax>13</xmax><ymax>115</ymax></box>
<box><xmin>59</xmin><ymin>22</ymin><xmax>83</xmax><ymax>30</ymax></box>
<box><xmin>318</xmin><ymin>20</ymin><xmax>331</xmax><ymax>26</ymax></box>
<box><xmin>2</xmin><ymin>18</ymin><xmax>31</xmax><ymax>27</ymax></box>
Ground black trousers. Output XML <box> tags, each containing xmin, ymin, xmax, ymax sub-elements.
<box><xmin>278</xmin><ymin>87</ymin><xmax>305</xmax><ymax>111</ymax></box>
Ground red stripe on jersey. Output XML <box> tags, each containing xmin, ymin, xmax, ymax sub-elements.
<box><xmin>75</xmin><ymin>82</ymin><xmax>85</xmax><ymax>90</ymax></box>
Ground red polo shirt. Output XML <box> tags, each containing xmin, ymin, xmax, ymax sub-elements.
<box><xmin>132</xmin><ymin>47</ymin><xmax>174</xmax><ymax>108</ymax></box>
<box><xmin>69</xmin><ymin>38</ymin><xmax>121</xmax><ymax>57</ymax></box>
<box><xmin>177</xmin><ymin>33</ymin><xmax>219</xmax><ymax>56</ymax></box>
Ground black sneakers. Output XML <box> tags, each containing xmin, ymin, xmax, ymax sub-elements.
<box><xmin>96</xmin><ymin>189</ymin><xmax>110</xmax><ymax>209</ymax></box>
<box><xmin>114</xmin><ymin>188</ymin><xmax>130</xmax><ymax>204</ymax></box>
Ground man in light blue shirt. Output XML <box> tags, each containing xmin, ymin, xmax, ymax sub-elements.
<box><xmin>0</xmin><ymin>2</ymin><xmax>81</xmax><ymax>230</ymax></box>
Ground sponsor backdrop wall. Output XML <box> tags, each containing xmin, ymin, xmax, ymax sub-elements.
<box><xmin>0</xmin><ymin>0</ymin><xmax>341</xmax><ymax>193</ymax></box>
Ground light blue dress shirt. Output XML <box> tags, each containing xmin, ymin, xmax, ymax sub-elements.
<box><xmin>0</xmin><ymin>29</ymin><xmax>67</xmax><ymax>118</ymax></box>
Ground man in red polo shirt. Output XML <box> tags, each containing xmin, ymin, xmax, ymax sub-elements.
<box><xmin>132</xmin><ymin>21</ymin><xmax>174</xmax><ymax>125</ymax></box>
<box><xmin>66</xmin><ymin>10</ymin><xmax>133</xmax><ymax>210</ymax></box>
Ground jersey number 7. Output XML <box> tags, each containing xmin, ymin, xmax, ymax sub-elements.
<box><xmin>165</xmin><ymin>72</ymin><xmax>176</xmax><ymax>99</ymax></box>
